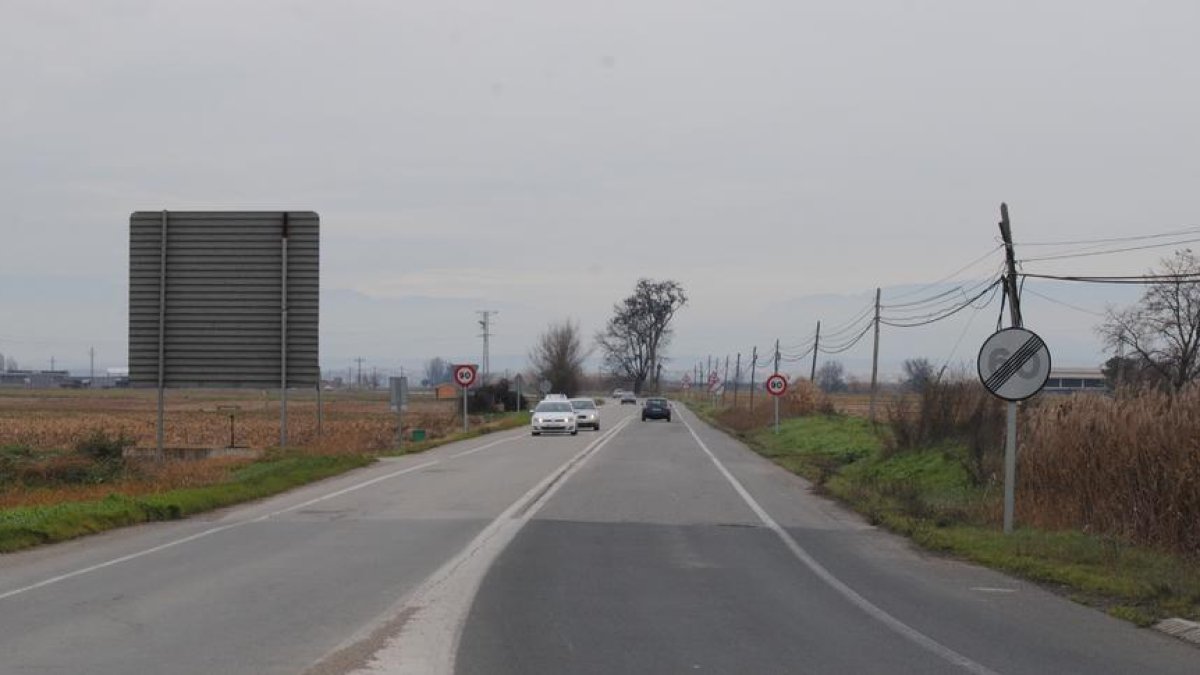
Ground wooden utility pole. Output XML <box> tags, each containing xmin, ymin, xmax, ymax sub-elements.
<box><xmin>722</xmin><ymin>355</ymin><xmax>730</xmax><ymax>406</ymax></box>
<box><xmin>748</xmin><ymin>347</ymin><xmax>758</xmax><ymax>412</ymax></box>
<box><xmin>810</xmin><ymin>321</ymin><xmax>821</xmax><ymax>381</ymax></box>
<box><xmin>999</xmin><ymin>202</ymin><xmax>1022</xmax><ymax>535</ymax></box>
<box><xmin>733</xmin><ymin>353</ymin><xmax>741</xmax><ymax>408</ymax></box>
<box><xmin>868</xmin><ymin>288</ymin><xmax>882</xmax><ymax>423</ymax></box>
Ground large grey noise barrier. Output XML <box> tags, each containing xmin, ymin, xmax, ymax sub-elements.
<box><xmin>129</xmin><ymin>211</ymin><xmax>319</xmax><ymax>389</ymax></box>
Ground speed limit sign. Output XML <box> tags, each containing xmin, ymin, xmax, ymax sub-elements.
<box><xmin>765</xmin><ymin>373</ymin><xmax>788</xmax><ymax>397</ymax></box>
<box><xmin>453</xmin><ymin>364</ymin><xmax>478</xmax><ymax>388</ymax></box>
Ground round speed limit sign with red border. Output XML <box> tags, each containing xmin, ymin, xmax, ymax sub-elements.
<box><xmin>453</xmin><ymin>364</ymin><xmax>478</xmax><ymax>388</ymax></box>
<box><xmin>765</xmin><ymin>373</ymin><xmax>788</xmax><ymax>397</ymax></box>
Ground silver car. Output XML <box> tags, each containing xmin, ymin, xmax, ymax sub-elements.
<box><xmin>531</xmin><ymin>400</ymin><xmax>578</xmax><ymax>436</ymax></box>
<box><xmin>569</xmin><ymin>398</ymin><xmax>601</xmax><ymax>431</ymax></box>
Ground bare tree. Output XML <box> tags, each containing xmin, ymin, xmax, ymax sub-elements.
<box><xmin>815</xmin><ymin>360</ymin><xmax>848</xmax><ymax>393</ymax></box>
<box><xmin>902</xmin><ymin>357</ymin><xmax>935</xmax><ymax>392</ymax></box>
<box><xmin>1098</xmin><ymin>250</ymin><xmax>1200</xmax><ymax>391</ymax></box>
<box><xmin>423</xmin><ymin>357</ymin><xmax>450</xmax><ymax>387</ymax></box>
<box><xmin>530</xmin><ymin>320</ymin><xmax>589</xmax><ymax>396</ymax></box>
<box><xmin>596</xmin><ymin>279</ymin><xmax>687</xmax><ymax>395</ymax></box>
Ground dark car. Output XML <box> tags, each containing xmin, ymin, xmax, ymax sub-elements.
<box><xmin>641</xmin><ymin>397</ymin><xmax>671</xmax><ymax>422</ymax></box>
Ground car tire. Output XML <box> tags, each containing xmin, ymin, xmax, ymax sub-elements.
<box><xmin>532</xmin><ymin>431</ymin><xmax>540</xmax><ymax>436</ymax></box>
<box><xmin>595</xmin><ymin>424</ymin><xmax>600</xmax><ymax>431</ymax></box>
<box><xmin>571</xmin><ymin>429</ymin><xmax>578</xmax><ymax>436</ymax></box>
<box><xmin>666</xmin><ymin>416</ymin><xmax>671</xmax><ymax>422</ymax></box>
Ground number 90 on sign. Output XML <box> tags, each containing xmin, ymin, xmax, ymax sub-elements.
<box><xmin>765</xmin><ymin>373</ymin><xmax>788</xmax><ymax>397</ymax></box>
<box><xmin>453</xmin><ymin>365</ymin><xmax>478</xmax><ymax>388</ymax></box>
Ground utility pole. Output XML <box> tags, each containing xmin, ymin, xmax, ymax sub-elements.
<box><xmin>722</xmin><ymin>355</ymin><xmax>730</xmax><ymax>406</ymax></box>
<box><xmin>999</xmin><ymin>202</ymin><xmax>1022</xmax><ymax>535</ymax></box>
<box><xmin>773</xmin><ymin>339</ymin><xmax>781</xmax><ymax>434</ymax></box>
<box><xmin>355</xmin><ymin>357</ymin><xmax>365</xmax><ymax>389</ymax></box>
<box><xmin>749</xmin><ymin>347</ymin><xmax>758</xmax><ymax>412</ymax></box>
<box><xmin>733</xmin><ymin>353</ymin><xmax>741</xmax><ymax>408</ymax></box>
<box><xmin>50</xmin><ymin>356</ymin><xmax>56</xmax><ymax>372</ymax></box>
<box><xmin>869</xmin><ymin>288</ymin><xmax>882</xmax><ymax>423</ymax></box>
<box><xmin>477</xmin><ymin>310</ymin><xmax>498</xmax><ymax>382</ymax></box>
<box><xmin>810</xmin><ymin>321</ymin><xmax>820</xmax><ymax>381</ymax></box>
<box><xmin>89</xmin><ymin>347</ymin><xmax>95</xmax><ymax>383</ymax></box>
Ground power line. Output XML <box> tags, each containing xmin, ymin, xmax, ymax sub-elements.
<box><xmin>1021</xmin><ymin>286</ymin><xmax>1107</xmax><ymax>318</ymax></box>
<box><xmin>881</xmin><ymin>279</ymin><xmax>1003</xmax><ymax>328</ymax></box>
<box><xmin>1018</xmin><ymin>236</ymin><xmax>1200</xmax><ymax>263</ymax></box>
<box><xmin>1019</xmin><ymin>272</ymin><xmax>1200</xmax><ymax>285</ymax></box>
<box><xmin>884</xmin><ymin>244</ymin><xmax>1004</xmax><ymax>302</ymax></box>
<box><xmin>1016</xmin><ymin>226</ymin><xmax>1200</xmax><ymax>247</ymax></box>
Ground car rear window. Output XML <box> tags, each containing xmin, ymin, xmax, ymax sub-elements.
<box><xmin>570</xmin><ymin>400</ymin><xmax>596</xmax><ymax>409</ymax></box>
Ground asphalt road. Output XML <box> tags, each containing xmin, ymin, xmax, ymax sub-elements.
<box><xmin>1</xmin><ymin>401</ymin><xmax>1195</xmax><ymax>674</ymax></box>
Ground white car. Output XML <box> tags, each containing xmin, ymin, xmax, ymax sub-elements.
<box><xmin>531</xmin><ymin>400</ymin><xmax>578</xmax><ymax>436</ymax></box>
<box><xmin>569</xmin><ymin>398</ymin><xmax>601</xmax><ymax>431</ymax></box>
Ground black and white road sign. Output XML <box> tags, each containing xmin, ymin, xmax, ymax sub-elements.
<box><xmin>977</xmin><ymin>328</ymin><xmax>1052</xmax><ymax>401</ymax></box>
<box><xmin>765</xmin><ymin>373</ymin><xmax>788</xmax><ymax>397</ymax></box>
<box><xmin>453</xmin><ymin>364</ymin><xmax>478</xmax><ymax>388</ymax></box>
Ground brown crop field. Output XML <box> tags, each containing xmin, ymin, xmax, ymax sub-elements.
<box><xmin>0</xmin><ymin>388</ymin><xmax>468</xmax><ymax>455</ymax></box>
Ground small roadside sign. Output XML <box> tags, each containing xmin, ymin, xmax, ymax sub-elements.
<box><xmin>765</xmin><ymin>373</ymin><xmax>788</xmax><ymax>397</ymax></box>
<box><xmin>977</xmin><ymin>328</ymin><xmax>1051</xmax><ymax>402</ymax></box>
<box><xmin>453</xmin><ymin>364</ymin><xmax>478</xmax><ymax>389</ymax></box>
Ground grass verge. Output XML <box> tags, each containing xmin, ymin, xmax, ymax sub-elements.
<box><xmin>685</xmin><ymin>401</ymin><xmax>1200</xmax><ymax>625</ymax></box>
<box><xmin>0</xmin><ymin>411</ymin><xmax>532</xmax><ymax>554</ymax></box>
<box><xmin>0</xmin><ymin>454</ymin><xmax>369</xmax><ymax>553</ymax></box>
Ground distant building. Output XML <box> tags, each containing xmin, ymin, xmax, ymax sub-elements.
<box><xmin>1044</xmin><ymin>367</ymin><xmax>1109</xmax><ymax>395</ymax></box>
<box><xmin>0</xmin><ymin>370</ymin><xmax>71</xmax><ymax>389</ymax></box>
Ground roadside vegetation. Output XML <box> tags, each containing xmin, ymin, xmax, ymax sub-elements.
<box><xmin>688</xmin><ymin>379</ymin><xmax>1200</xmax><ymax>627</ymax></box>
<box><xmin>0</xmin><ymin>390</ymin><xmax>530</xmax><ymax>553</ymax></box>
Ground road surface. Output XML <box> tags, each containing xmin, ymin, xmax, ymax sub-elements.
<box><xmin>1</xmin><ymin>401</ymin><xmax>1194</xmax><ymax>674</ymax></box>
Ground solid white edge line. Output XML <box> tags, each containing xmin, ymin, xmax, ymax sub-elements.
<box><xmin>0</xmin><ymin>430</ymin><xmax>529</xmax><ymax>602</ymax></box>
<box><xmin>679</xmin><ymin>413</ymin><xmax>1001</xmax><ymax>675</ymax></box>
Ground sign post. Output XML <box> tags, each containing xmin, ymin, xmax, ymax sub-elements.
<box><xmin>390</xmin><ymin>376</ymin><xmax>409</xmax><ymax>448</ymax></box>
<box><xmin>765</xmin><ymin>373</ymin><xmax>788</xmax><ymax>435</ymax></box>
<box><xmin>514</xmin><ymin>374</ymin><xmax>524</xmax><ymax>412</ymax></box>
<box><xmin>454</xmin><ymin>364</ymin><xmax>478</xmax><ymax>433</ymax></box>
<box><xmin>977</xmin><ymin>327</ymin><xmax>1051</xmax><ymax>534</ymax></box>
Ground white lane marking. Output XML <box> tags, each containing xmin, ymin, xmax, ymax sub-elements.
<box><xmin>0</xmin><ymin>430</ymin><xmax>529</xmax><ymax>602</ymax></box>
<box><xmin>340</xmin><ymin>415</ymin><xmax>635</xmax><ymax>675</ymax></box>
<box><xmin>679</xmin><ymin>414</ymin><xmax>1002</xmax><ymax>675</ymax></box>
<box><xmin>449</xmin><ymin>435</ymin><xmax>521</xmax><ymax>459</ymax></box>
<box><xmin>971</xmin><ymin>587</ymin><xmax>1017</xmax><ymax>594</ymax></box>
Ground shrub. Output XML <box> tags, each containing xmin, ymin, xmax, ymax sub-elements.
<box><xmin>885</xmin><ymin>377</ymin><xmax>1004</xmax><ymax>486</ymax></box>
<box><xmin>74</xmin><ymin>430</ymin><xmax>134</xmax><ymax>463</ymax></box>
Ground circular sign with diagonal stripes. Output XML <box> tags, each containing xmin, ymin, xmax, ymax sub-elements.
<box><xmin>977</xmin><ymin>328</ymin><xmax>1052</xmax><ymax>401</ymax></box>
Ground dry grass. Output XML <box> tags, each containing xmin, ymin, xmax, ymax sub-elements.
<box><xmin>1021</xmin><ymin>386</ymin><xmax>1200</xmax><ymax>556</ymax></box>
<box><xmin>0</xmin><ymin>389</ymin><xmax>466</xmax><ymax>454</ymax></box>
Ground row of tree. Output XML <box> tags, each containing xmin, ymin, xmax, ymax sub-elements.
<box><xmin>530</xmin><ymin>279</ymin><xmax>688</xmax><ymax>397</ymax></box>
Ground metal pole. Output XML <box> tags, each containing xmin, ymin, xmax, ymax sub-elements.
<box><xmin>463</xmin><ymin>385</ymin><xmax>469</xmax><ymax>433</ymax></box>
<box><xmin>280</xmin><ymin>213</ymin><xmax>289</xmax><ymax>448</ymax></box>
<box><xmin>316</xmin><ymin>380</ymin><xmax>323</xmax><ymax>436</ymax></box>
<box><xmin>156</xmin><ymin>210</ymin><xmax>168</xmax><ymax>461</ymax></box>
<box><xmin>774</xmin><ymin>394</ymin><xmax>780</xmax><ymax>435</ymax></box>
<box><xmin>869</xmin><ymin>288</ymin><xmax>882</xmax><ymax>423</ymax></box>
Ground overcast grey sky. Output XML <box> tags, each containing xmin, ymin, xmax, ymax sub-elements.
<box><xmin>2</xmin><ymin>1</ymin><xmax>1198</xmax><ymax>377</ymax></box>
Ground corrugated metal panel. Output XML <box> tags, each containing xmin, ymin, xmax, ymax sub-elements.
<box><xmin>128</xmin><ymin>211</ymin><xmax>319</xmax><ymax>388</ymax></box>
